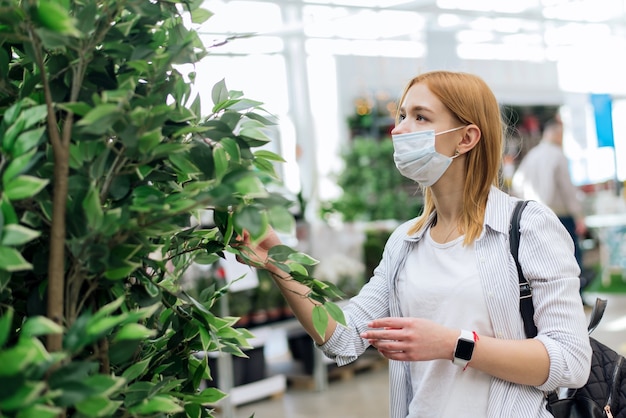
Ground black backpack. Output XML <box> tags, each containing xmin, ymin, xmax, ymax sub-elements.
<box><xmin>510</xmin><ymin>200</ymin><xmax>626</xmax><ymax>418</ymax></box>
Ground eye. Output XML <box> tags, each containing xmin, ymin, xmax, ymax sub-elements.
<box><xmin>416</xmin><ymin>114</ymin><xmax>426</xmax><ymax>121</ymax></box>
<box><xmin>398</xmin><ymin>114</ymin><xmax>406</xmax><ymax>121</ymax></box>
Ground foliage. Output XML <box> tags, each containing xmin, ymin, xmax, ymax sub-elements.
<box><xmin>321</xmin><ymin>136</ymin><xmax>423</xmax><ymax>222</ymax></box>
<box><xmin>0</xmin><ymin>1</ymin><xmax>344</xmax><ymax>416</ymax></box>
<box><xmin>363</xmin><ymin>227</ymin><xmax>393</xmax><ymax>281</ymax></box>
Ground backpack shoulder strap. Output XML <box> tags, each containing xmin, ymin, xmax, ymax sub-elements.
<box><xmin>510</xmin><ymin>200</ymin><xmax>538</xmax><ymax>338</ymax></box>
<box><xmin>511</xmin><ymin>201</ymin><xmax>608</xmax><ymax>338</ymax></box>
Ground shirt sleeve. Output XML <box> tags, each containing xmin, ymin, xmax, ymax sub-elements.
<box><xmin>517</xmin><ymin>201</ymin><xmax>592</xmax><ymax>391</ymax></box>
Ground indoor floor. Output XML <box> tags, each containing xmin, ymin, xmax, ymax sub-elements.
<box><xmin>216</xmin><ymin>293</ymin><xmax>626</xmax><ymax>418</ymax></box>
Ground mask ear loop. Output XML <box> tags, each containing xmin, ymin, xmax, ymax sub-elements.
<box><xmin>451</xmin><ymin>149</ymin><xmax>461</xmax><ymax>159</ymax></box>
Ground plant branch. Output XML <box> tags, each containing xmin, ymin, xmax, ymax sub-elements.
<box><xmin>29</xmin><ymin>26</ymin><xmax>66</xmax><ymax>353</ymax></box>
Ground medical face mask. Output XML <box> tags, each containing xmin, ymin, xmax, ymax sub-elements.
<box><xmin>392</xmin><ymin>126</ymin><xmax>465</xmax><ymax>187</ymax></box>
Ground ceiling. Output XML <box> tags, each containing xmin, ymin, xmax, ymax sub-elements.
<box><xmin>202</xmin><ymin>0</ymin><xmax>626</xmax><ymax>65</ymax></box>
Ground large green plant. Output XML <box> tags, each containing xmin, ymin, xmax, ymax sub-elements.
<box><xmin>0</xmin><ymin>1</ymin><xmax>343</xmax><ymax>417</ymax></box>
<box><xmin>321</xmin><ymin>136</ymin><xmax>422</xmax><ymax>222</ymax></box>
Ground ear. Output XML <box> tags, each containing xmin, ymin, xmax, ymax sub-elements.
<box><xmin>456</xmin><ymin>124</ymin><xmax>481</xmax><ymax>155</ymax></box>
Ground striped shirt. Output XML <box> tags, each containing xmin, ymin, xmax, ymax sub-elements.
<box><xmin>320</xmin><ymin>186</ymin><xmax>592</xmax><ymax>418</ymax></box>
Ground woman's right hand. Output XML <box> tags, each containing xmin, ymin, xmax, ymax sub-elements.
<box><xmin>235</xmin><ymin>228</ymin><xmax>283</xmax><ymax>270</ymax></box>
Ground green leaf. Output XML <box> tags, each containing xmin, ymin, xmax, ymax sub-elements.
<box><xmin>219</xmin><ymin>137</ymin><xmax>241</xmax><ymax>161</ymax></box>
<box><xmin>0</xmin><ymin>308</ymin><xmax>13</xmax><ymax>348</ymax></box>
<box><xmin>93</xmin><ymin>297</ymin><xmax>125</xmax><ymax>320</ymax></box>
<box><xmin>312</xmin><ymin>305</ymin><xmax>328</xmax><ymax>339</ymax></box>
<box><xmin>184</xmin><ymin>403</ymin><xmax>202</xmax><ymax>418</ymax></box>
<box><xmin>288</xmin><ymin>252</ymin><xmax>319</xmax><ymax>266</ymax></box>
<box><xmin>191</xmin><ymin>8</ymin><xmax>213</xmax><ymax>24</ymax></box>
<box><xmin>129</xmin><ymin>395</ymin><xmax>184</xmax><ymax>414</ymax></box>
<box><xmin>2</xmin><ymin>148</ymin><xmax>38</xmax><ymax>184</ymax></box>
<box><xmin>4</xmin><ymin>175</ymin><xmax>49</xmax><ymax>200</ymax></box>
<box><xmin>324</xmin><ymin>301</ymin><xmax>347</xmax><ymax>326</ymax></box>
<box><xmin>20</xmin><ymin>316</ymin><xmax>63</xmax><ymax>339</ymax></box>
<box><xmin>0</xmin><ymin>197</ymin><xmax>18</xmax><ymax>225</ymax></box>
<box><xmin>211</xmin><ymin>79</ymin><xmax>229</xmax><ymax>109</ymax></box>
<box><xmin>34</xmin><ymin>0</ymin><xmax>81</xmax><ymax>36</ymax></box>
<box><xmin>83</xmin><ymin>374</ymin><xmax>126</xmax><ymax>397</ymax></box>
<box><xmin>104</xmin><ymin>262</ymin><xmax>140</xmax><ymax>280</ymax></box>
<box><xmin>254</xmin><ymin>149</ymin><xmax>285</xmax><ymax>162</ymax></box>
<box><xmin>239</xmin><ymin>126</ymin><xmax>271</xmax><ymax>144</ymax></box>
<box><xmin>228</xmin><ymin>98</ymin><xmax>264</xmax><ymax>112</ymax></box>
<box><xmin>198</xmin><ymin>326</ymin><xmax>211</xmax><ymax>352</ymax></box>
<box><xmin>253</xmin><ymin>157</ymin><xmax>278</xmax><ymax>178</ymax></box>
<box><xmin>213</xmin><ymin>146</ymin><xmax>227</xmax><ymax>180</ymax></box>
<box><xmin>76</xmin><ymin>395</ymin><xmax>123</xmax><ymax>417</ymax></box>
<box><xmin>1</xmin><ymin>224</ymin><xmax>41</xmax><ymax>246</ymax></box>
<box><xmin>82</xmin><ymin>184</ymin><xmax>103</xmax><ymax>230</ymax></box>
<box><xmin>0</xmin><ymin>246</ymin><xmax>32</xmax><ymax>272</ymax></box>
<box><xmin>268</xmin><ymin>245</ymin><xmax>296</xmax><ymax>262</ymax></box>
<box><xmin>234</xmin><ymin>207</ymin><xmax>268</xmax><ymax>241</ymax></box>
<box><xmin>122</xmin><ymin>358</ymin><xmax>150</xmax><ymax>382</ymax></box>
<box><xmin>0</xmin><ymin>344</ymin><xmax>36</xmax><ymax>376</ymax></box>
<box><xmin>246</xmin><ymin>111</ymin><xmax>277</xmax><ymax>126</ymax></box>
<box><xmin>57</xmin><ymin>102</ymin><xmax>91</xmax><ymax>116</ymax></box>
<box><xmin>234</xmin><ymin>175</ymin><xmax>268</xmax><ymax>198</ymax></box>
<box><xmin>287</xmin><ymin>262</ymin><xmax>308</xmax><ymax>276</ymax></box>
<box><xmin>138</xmin><ymin>129</ymin><xmax>162</xmax><ymax>153</ymax></box>
<box><xmin>12</xmin><ymin>127</ymin><xmax>46</xmax><ymax>156</ymax></box>
<box><xmin>86</xmin><ymin>316</ymin><xmax>126</xmax><ymax>338</ymax></box>
<box><xmin>2</xmin><ymin>117</ymin><xmax>25</xmax><ymax>151</ymax></box>
<box><xmin>312</xmin><ymin>279</ymin><xmax>329</xmax><ymax>290</ymax></box>
<box><xmin>16</xmin><ymin>404</ymin><xmax>63</xmax><ymax>418</ymax></box>
<box><xmin>0</xmin><ymin>381</ymin><xmax>46</xmax><ymax>411</ymax></box>
<box><xmin>20</xmin><ymin>105</ymin><xmax>48</xmax><ymax>131</ymax></box>
<box><xmin>268</xmin><ymin>205</ymin><xmax>295</xmax><ymax>234</ymax></box>
<box><xmin>169</xmin><ymin>152</ymin><xmax>201</xmax><ymax>175</ymax></box>
<box><xmin>185</xmin><ymin>387</ymin><xmax>226</xmax><ymax>404</ymax></box>
<box><xmin>113</xmin><ymin>323</ymin><xmax>156</xmax><ymax>341</ymax></box>
<box><xmin>75</xmin><ymin>104</ymin><xmax>122</xmax><ymax>135</ymax></box>
<box><xmin>2</xmin><ymin>101</ymin><xmax>24</xmax><ymax>126</ymax></box>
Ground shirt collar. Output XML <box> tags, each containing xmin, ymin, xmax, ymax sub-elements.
<box><xmin>403</xmin><ymin>186</ymin><xmax>512</xmax><ymax>242</ymax></box>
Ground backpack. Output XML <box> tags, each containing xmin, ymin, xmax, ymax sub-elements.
<box><xmin>510</xmin><ymin>200</ymin><xmax>626</xmax><ymax>418</ymax></box>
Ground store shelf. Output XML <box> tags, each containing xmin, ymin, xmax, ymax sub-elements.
<box><xmin>227</xmin><ymin>374</ymin><xmax>286</xmax><ymax>406</ymax></box>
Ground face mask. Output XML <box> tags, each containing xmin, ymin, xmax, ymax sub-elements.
<box><xmin>392</xmin><ymin>126</ymin><xmax>465</xmax><ymax>187</ymax></box>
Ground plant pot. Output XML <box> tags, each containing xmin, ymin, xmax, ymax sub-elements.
<box><xmin>288</xmin><ymin>334</ymin><xmax>315</xmax><ymax>375</ymax></box>
<box><xmin>206</xmin><ymin>346</ymin><xmax>267</xmax><ymax>388</ymax></box>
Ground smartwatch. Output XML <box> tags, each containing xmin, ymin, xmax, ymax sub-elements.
<box><xmin>453</xmin><ymin>329</ymin><xmax>475</xmax><ymax>368</ymax></box>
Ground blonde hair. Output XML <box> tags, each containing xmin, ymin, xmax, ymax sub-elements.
<box><xmin>402</xmin><ymin>71</ymin><xmax>505</xmax><ymax>244</ymax></box>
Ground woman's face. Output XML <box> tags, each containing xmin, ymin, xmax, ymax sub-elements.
<box><xmin>391</xmin><ymin>82</ymin><xmax>462</xmax><ymax>157</ymax></box>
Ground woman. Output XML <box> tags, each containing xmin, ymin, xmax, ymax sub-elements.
<box><xmin>239</xmin><ymin>70</ymin><xmax>591</xmax><ymax>417</ymax></box>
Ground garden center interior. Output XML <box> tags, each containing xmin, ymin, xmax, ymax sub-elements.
<box><xmin>186</xmin><ymin>0</ymin><xmax>626</xmax><ymax>416</ymax></box>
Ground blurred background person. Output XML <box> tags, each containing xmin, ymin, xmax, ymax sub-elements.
<box><xmin>511</xmin><ymin>117</ymin><xmax>590</xmax><ymax>289</ymax></box>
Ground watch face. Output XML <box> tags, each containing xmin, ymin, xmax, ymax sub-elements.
<box><xmin>455</xmin><ymin>339</ymin><xmax>474</xmax><ymax>361</ymax></box>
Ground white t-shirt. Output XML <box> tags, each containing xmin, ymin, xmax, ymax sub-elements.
<box><xmin>398</xmin><ymin>227</ymin><xmax>494</xmax><ymax>418</ymax></box>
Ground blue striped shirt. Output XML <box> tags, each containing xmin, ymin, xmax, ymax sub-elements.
<box><xmin>320</xmin><ymin>186</ymin><xmax>592</xmax><ymax>418</ymax></box>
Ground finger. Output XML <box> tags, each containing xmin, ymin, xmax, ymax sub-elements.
<box><xmin>373</xmin><ymin>340</ymin><xmax>404</xmax><ymax>352</ymax></box>
<box><xmin>378</xmin><ymin>349</ymin><xmax>406</xmax><ymax>360</ymax></box>
<box><xmin>368</xmin><ymin>317</ymin><xmax>406</xmax><ymax>329</ymax></box>
<box><xmin>361</xmin><ymin>329</ymin><xmax>401</xmax><ymax>340</ymax></box>
<box><xmin>234</xmin><ymin>229</ymin><xmax>249</xmax><ymax>240</ymax></box>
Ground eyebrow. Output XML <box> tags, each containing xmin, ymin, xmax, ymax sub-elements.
<box><xmin>399</xmin><ymin>105</ymin><xmax>435</xmax><ymax>114</ymax></box>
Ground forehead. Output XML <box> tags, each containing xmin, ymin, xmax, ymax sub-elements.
<box><xmin>400</xmin><ymin>82</ymin><xmax>446</xmax><ymax>113</ymax></box>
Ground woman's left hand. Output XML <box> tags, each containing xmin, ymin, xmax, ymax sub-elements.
<box><xmin>360</xmin><ymin>317</ymin><xmax>456</xmax><ymax>362</ymax></box>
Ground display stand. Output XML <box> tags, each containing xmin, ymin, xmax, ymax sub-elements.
<box><xmin>585</xmin><ymin>212</ymin><xmax>626</xmax><ymax>286</ymax></box>
<box><xmin>203</xmin><ymin>256</ymin><xmax>356</xmax><ymax>416</ymax></box>
<box><xmin>211</xmin><ymin>254</ymin><xmax>287</xmax><ymax>418</ymax></box>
